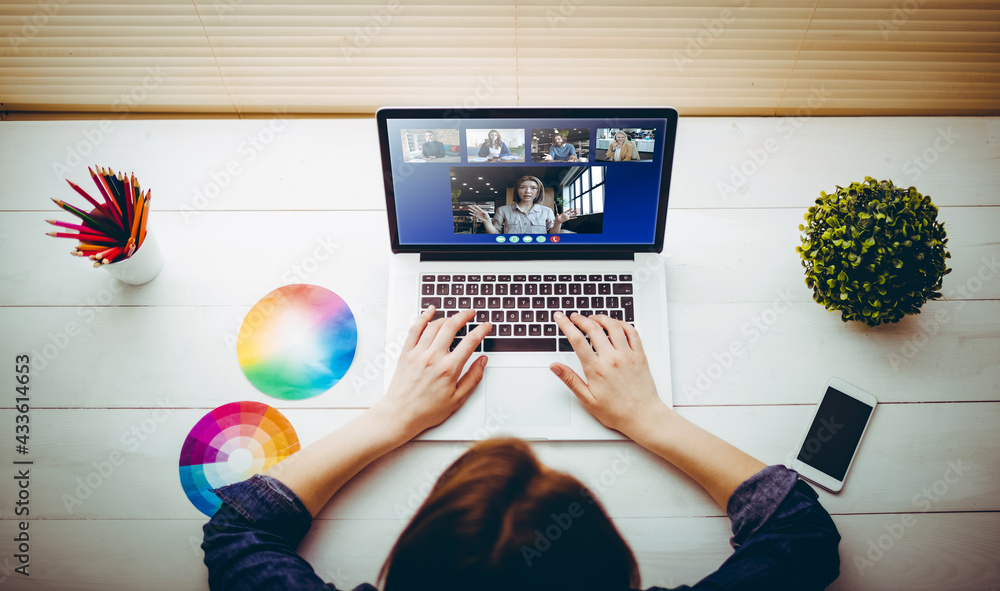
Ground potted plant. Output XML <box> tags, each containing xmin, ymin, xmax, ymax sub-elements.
<box><xmin>796</xmin><ymin>177</ymin><xmax>951</xmax><ymax>326</ymax></box>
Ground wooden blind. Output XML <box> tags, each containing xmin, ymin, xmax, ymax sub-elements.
<box><xmin>1</xmin><ymin>0</ymin><xmax>998</xmax><ymax>117</ymax></box>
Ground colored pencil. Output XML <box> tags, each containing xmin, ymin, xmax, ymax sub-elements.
<box><xmin>127</xmin><ymin>173</ymin><xmax>138</xmax><ymax>224</ymax></box>
<box><xmin>73</xmin><ymin>243</ymin><xmax>110</xmax><ymax>253</ymax></box>
<box><xmin>137</xmin><ymin>191</ymin><xmax>151</xmax><ymax>247</ymax></box>
<box><xmin>46</xmin><ymin>219</ymin><xmax>108</xmax><ymax>234</ymax></box>
<box><xmin>47</xmin><ymin>231</ymin><xmax>119</xmax><ymax>242</ymax></box>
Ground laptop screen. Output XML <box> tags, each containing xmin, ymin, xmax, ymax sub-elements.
<box><xmin>377</xmin><ymin>107</ymin><xmax>677</xmax><ymax>255</ymax></box>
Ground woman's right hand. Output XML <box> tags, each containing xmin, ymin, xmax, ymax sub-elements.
<box><xmin>549</xmin><ymin>312</ymin><xmax>669</xmax><ymax>437</ymax></box>
<box><xmin>467</xmin><ymin>204</ymin><xmax>489</xmax><ymax>222</ymax></box>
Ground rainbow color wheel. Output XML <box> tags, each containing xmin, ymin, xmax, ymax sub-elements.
<box><xmin>237</xmin><ymin>284</ymin><xmax>357</xmax><ymax>400</ymax></box>
<box><xmin>178</xmin><ymin>401</ymin><xmax>301</xmax><ymax>516</ymax></box>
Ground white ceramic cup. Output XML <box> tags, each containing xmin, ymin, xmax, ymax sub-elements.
<box><xmin>101</xmin><ymin>232</ymin><xmax>163</xmax><ymax>285</ymax></box>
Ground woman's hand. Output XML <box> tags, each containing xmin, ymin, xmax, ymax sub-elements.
<box><xmin>373</xmin><ymin>307</ymin><xmax>491</xmax><ymax>440</ymax></box>
<box><xmin>549</xmin><ymin>312</ymin><xmax>668</xmax><ymax>437</ymax></box>
<box><xmin>467</xmin><ymin>204</ymin><xmax>490</xmax><ymax>223</ymax></box>
<box><xmin>554</xmin><ymin>208</ymin><xmax>579</xmax><ymax>225</ymax></box>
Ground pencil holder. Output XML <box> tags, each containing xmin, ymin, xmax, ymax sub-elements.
<box><xmin>101</xmin><ymin>231</ymin><xmax>163</xmax><ymax>285</ymax></box>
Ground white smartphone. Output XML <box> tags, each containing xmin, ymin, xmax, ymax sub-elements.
<box><xmin>790</xmin><ymin>378</ymin><xmax>877</xmax><ymax>493</ymax></box>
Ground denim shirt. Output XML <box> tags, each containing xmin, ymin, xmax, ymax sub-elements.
<box><xmin>202</xmin><ymin>465</ymin><xmax>840</xmax><ymax>590</ymax></box>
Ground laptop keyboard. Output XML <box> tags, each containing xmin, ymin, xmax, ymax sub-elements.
<box><xmin>419</xmin><ymin>274</ymin><xmax>634</xmax><ymax>352</ymax></box>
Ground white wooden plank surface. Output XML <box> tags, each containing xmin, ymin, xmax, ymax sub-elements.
<box><xmin>1</xmin><ymin>404</ymin><xmax>996</xmax><ymax>522</ymax></box>
<box><xmin>0</xmin><ymin>514</ymin><xmax>996</xmax><ymax>591</ymax></box>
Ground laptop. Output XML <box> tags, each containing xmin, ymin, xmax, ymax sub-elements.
<box><xmin>376</xmin><ymin>107</ymin><xmax>677</xmax><ymax>440</ymax></box>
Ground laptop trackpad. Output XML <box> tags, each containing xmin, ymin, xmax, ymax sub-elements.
<box><xmin>484</xmin><ymin>367</ymin><xmax>571</xmax><ymax>427</ymax></box>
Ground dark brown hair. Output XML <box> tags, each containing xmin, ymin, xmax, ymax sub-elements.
<box><xmin>380</xmin><ymin>438</ymin><xmax>639</xmax><ymax>591</ymax></box>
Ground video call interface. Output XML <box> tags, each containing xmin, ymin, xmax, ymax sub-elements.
<box><xmin>385</xmin><ymin>118</ymin><xmax>669</xmax><ymax>246</ymax></box>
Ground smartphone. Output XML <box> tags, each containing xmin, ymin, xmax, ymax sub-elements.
<box><xmin>791</xmin><ymin>378</ymin><xmax>877</xmax><ymax>493</ymax></box>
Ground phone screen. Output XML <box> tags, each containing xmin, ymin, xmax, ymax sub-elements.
<box><xmin>796</xmin><ymin>387</ymin><xmax>874</xmax><ymax>481</ymax></box>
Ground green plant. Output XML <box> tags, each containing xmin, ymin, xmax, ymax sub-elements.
<box><xmin>796</xmin><ymin>177</ymin><xmax>951</xmax><ymax>326</ymax></box>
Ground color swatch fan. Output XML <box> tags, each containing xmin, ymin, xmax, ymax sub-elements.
<box><xmin>237</xmin><ymin>284</ymin><xmax>358</xmax><ymax>400</ymax></box>
<box><xmin>179</xmin><ymin>401</ymin><xmax>300</xmax><ymax>517</ymax></box>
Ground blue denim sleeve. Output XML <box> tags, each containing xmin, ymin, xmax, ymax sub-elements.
<box><xmin>642</xmin><ymin>465</ymin><xmax>841</xmax><ymax>591</ymax></box>
<box><xmin>201</xmin><ymin>474</ymin><xmax>376</xmax><ymax>591</ymax></box>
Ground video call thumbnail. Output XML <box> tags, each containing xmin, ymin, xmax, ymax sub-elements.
<box><xmin>451</xmin><ymin>166</ymin><xmax>605</xmax><ymax>235</ymax></box>
<box><xmin>399</xmin><ymin>129</ymin><xmax>462</xmax><ymax>163</ymax></box>
<box><xmin>467</xmin><ymin>129</ymin><xmax>526</xmax><ymax>163</ymax></box>
<box><xmin>595</xmin><ymin>128</ymin><xmax>657</xmax><ymax>162</ymax></box>
<box><xmin>530</xmin><ymin>128</ymin><xmax>589</xmax><ymax>162</ymax></box>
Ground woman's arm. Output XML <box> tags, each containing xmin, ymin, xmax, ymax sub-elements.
<box><xmin>468</xmin><ymin>205</ymin><xmax>500</xmax><ymax>234</ymax></box>
<box><xmin>478</xmin><ymin>142</ymin><xmax>490</xmax><ymax>157</ymax></box>
<box><xmin>203</xmin><ymin>310</ymin><xmax>491</xmax><ymax>590</ymax></box>
<box><xmin>263</xmin><ymin>308</ymin><xmax>492</xmax><ymax>516</ymax></box>
<box><xmin>550</xmin><ymin>312</ymin><xmax>764</xmax><ymax>510</ymax></box>
<box><xmin>550</xmin><ymin>312</ymin><xmax>841</xmax><ymax>590</ymax></box>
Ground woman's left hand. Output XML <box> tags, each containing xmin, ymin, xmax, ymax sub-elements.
<box><xmin>555</xmin><ymin>209</ymin><xmax>580</xmax><ymax>224</ymax></box>
<box><xmin>372</xmin><ymin>307</ymin><xmax>491</xmax><ymax>440</ymax></box>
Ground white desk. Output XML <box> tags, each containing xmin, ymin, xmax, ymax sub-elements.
<box><xmin>0</xmin><ymin>117</ymin><xmax>998</xmax><ymax>590</ymax></box>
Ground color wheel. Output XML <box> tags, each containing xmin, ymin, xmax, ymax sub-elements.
<box><xmin>237</xmin><ymin>284</ymin><xmax>358</xmax><ymax>400</ymax></box>
<box><xmin>178</xmin><ymin>401</ymin><xmax>300</xmax><ymax>517</ymax></box>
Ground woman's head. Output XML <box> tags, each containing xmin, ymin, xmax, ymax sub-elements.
<box><xmin>381</xmin><ymin>438</ymin><xmax>639</xmax><ymax>591</ymax></box>
<box><xmin>514</xmin><ymin>175</ymin><xmax>544</xmax><ymax>205</ymax></box>
<box><xmin>487</xmin><ymin>129</ymin><xmax>501</xmax><ymax>146</ymax></box>
<box><xmin>424</xmin><ymin>131</ymin><xmax>436</xmax><ymax>141</ymax></box>
<box><xmin>614</xmin><ymin>131</ymin><xmax>628</xmax><ymax>143</ymax></box>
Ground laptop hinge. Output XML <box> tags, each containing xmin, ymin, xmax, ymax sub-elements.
<box><xmin>420</xmin><ymin>251</ymin><xmax>635</xmax><ymax>262</ymax></box>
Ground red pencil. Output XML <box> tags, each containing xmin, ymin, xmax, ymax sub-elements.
<box><xmin>121</xmin><ymin>172</ymin><xmax>134</xmax><ymax>226</ymax></box>
<box><xmin>65</xmin><ymin>180</ymin><xmax>115</xmax><ymax>219</ymax></box>
<box><xmin>101</xmin><ymin>244</ymin><xmax>126</xmax><ymax>264</ymax></box>
<box><xmin>89</xmin><ymin>167</ymin><xmax>125</xmax><ymax>228</ymax></box>
<box><xmin>46</xmin><ymin>219</ymin><xmax>110</xmax><ymax>234</ymax></box>
<box><xmin>47</xmin><ymin>231</ymin><xmax>119</xmax><ymax>242</ymax></box>
<box><xmin>89</xmin><ymin>244</ymin><xmax>124</xmax><ymax>261</ymax></box>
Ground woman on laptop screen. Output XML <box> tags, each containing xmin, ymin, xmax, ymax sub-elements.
<box><xmin>202</xmin><ymin>309</ymin><xmax>841</xmax><ymax>590</ymax></box>
<box><xmin>467</xmin><ymin>175</ymin><xmax>577</xmax><ymax>235</ymax></box>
